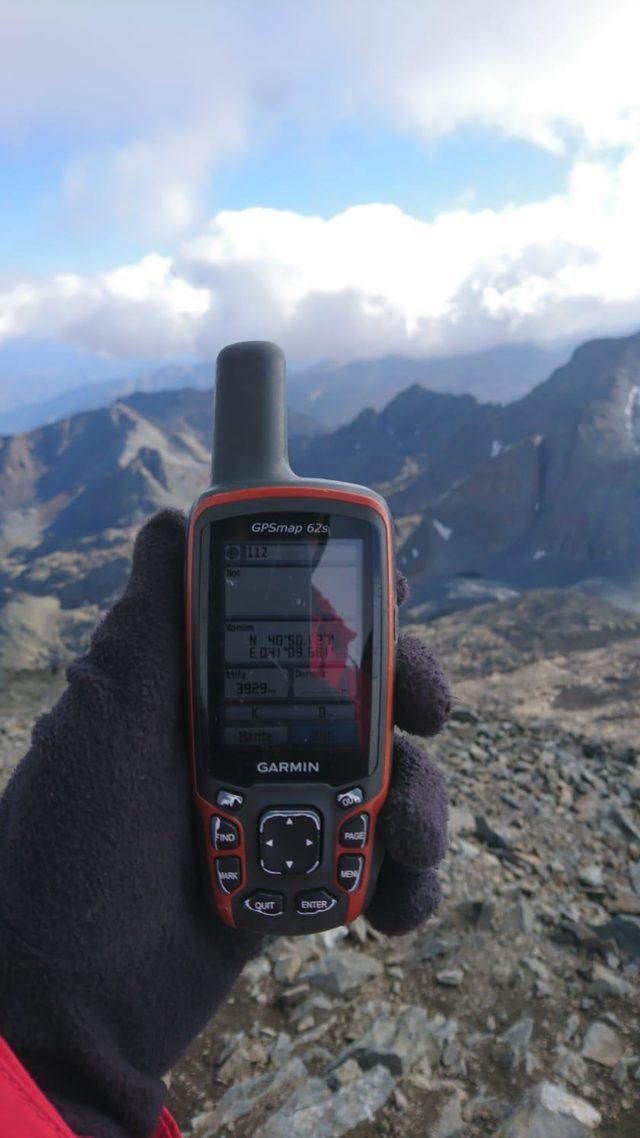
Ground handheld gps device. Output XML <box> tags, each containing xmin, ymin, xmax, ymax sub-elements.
<box><xmin>186</xmin><ymin>341</ymin><xmax>395</xmax><ymax>934</ymax></box>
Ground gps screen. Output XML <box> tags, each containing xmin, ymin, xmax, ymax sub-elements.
<box><xmin>207</xmin><ymin>513</ymin><xmax>377</xmax><ymax>781</ymax></box>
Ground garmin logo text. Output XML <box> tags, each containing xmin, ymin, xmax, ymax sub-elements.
<box><xmin>257</xmin><ymin>760</ymin><xmax>320</xmax><ymax>774</ymax></box>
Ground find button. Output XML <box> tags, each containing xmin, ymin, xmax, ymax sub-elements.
<box><xmin>243</xmin><ymin>891</ymin><xmax>284</xmax><ymax>917</ymax></box>
<box><xmin>211</xmin><ymin>815</ymin><xmax>240</xmax><ymax>850</ymax></box>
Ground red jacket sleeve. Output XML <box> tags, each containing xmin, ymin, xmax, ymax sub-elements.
<box><xmin>0</xmin><ymin>1037</ymin><xmax>181</xmax><ymax>1138</ymax></box>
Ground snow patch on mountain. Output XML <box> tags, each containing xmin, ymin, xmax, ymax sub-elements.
<box><xmin>624</xmin><ymin>385</ymin><xmax>640</xmax><ymax>443</ymax></box>
<box><xmin>433</xmin><ymin>518</ymin><xmax>452</xmax><ymax>541</ymax></box>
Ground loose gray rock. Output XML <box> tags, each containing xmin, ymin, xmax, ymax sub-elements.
<box><xmin>269</xmin><ymin>1032</ymin><xmax>293</xmax><ymax>1066</ymax></box>
<box><xmin>593</xmin><ymin>914</ymin><xmax>640</xmax><ymax>961</ymax></box>
<box><xmin>420</xmin><ymin>935</ymin><xmax>459</xmax><ymax>960</ymax></box>
<box><xmin>449</xmin><ymin>897</ymin><xmax>496</xmax><ymax>930</ymax></box>
<box><xmin>218</xmin><ymin>1029</ymin><xmax>246</xmax><ymax>1067</ymax></box>
<box><xmin>327</xmin><ymin>1058</ymin><xmax>361</xmax><ymax>1090</ymax></box>
<box><xmin>301</xmin><ymin>949</ymin><xmax>382</xmax><ymax>995</ymax></box>
<box><xmin>498</xmin><ymin>1016</ymin><xmax>534</xmax><ymax>1069</ymax></box>
<box><xmin>475</xmin><ymin>815</ymin><xmax>512</xmax><ymax>850</ymax></box>
<box><xmin>450</xmin><ymin>706</ymin><xmax>480</xmax><ymax>724</ymax></box>
<box><xmin>436</xmin><ymin>969</ymin><xmax>464</xmax><ymax>988</ymax></box>
<box><xmin>588</xmin><ymin>963</ymin><xmax>633</xmax><ymax>999</ymax></box>
<box><xmin>611</xmin><ymin>808</ymin><xmax>640</xmax><ymax>842</ymax></box>
<box><xmin>449</xmin><ymin>805</ymin><xmax>476</xmax><ymax>837</ymax></box>
<box><xmin>329</xmin><ymin>1005</ymin><xmax>451</xmax><ymax>1076</ymax></box>
<box><xmin>522</xmin><ymin>956</ymin><xmax>550</xmax><ymax>981</ymax></box>
<box><xmin>289</xmin><ymin>993</ymin><xmax>334</xmax><ymax>1024</ymax></box>
<box><xmin>254</xmin><ymin>1064</ymin><xmax>395</xmax><ymax>1138</ymax></box>
<box><xmin>503</xmin><ymin>898</ymin><xmax>535</xmax><ymax>936</ymax></box>
<box><xmin>553</xmin><ymin>1048</ymin><xmax>589</xmax><ymax>1089</ymax></box>
<box><xmin>278</xmin><ymin>983</ymin><xmax>311</xmax><ymax>1009</ymax></box>
<box><xmin>578</xmin><ymin>864</ymin><xmax>604</xmax><ymax>890</ymax></box>
<box><xmin>425</xmin><ymin>1083</ymin><xmax>466</xmax><ymax>1138</ymax></box>
<box><xmin>581</xmin><ymin>1021</ymin><xmax>624</xmax><ymax>1068</ymax></box>
<box><xmin>495</xmin><ymin>1081</ymin><xmax>602</xmax><ymax>1136</ymax></box>
<box><xmin>195</xmin><ymin>1057</ymin><xmax>308</xmax><ymax>1134</ymax></box>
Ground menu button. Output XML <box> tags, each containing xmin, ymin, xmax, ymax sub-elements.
<box><xmin>337</xmin><ymin>854</ymin><xmax>364</xmax><ymax>893</ymax></box>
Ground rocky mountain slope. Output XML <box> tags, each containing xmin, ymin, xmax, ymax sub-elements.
<box><xmin>394</xmin><ymin>333</ymin><xmax>640</xmax><ymax>612</ymax></box>
<box><xmin>0</xmin><ymin>386</ymin><xmax>315</xmax><ymax>552</ymax></box>
<box><xmin>0</xmin><ymin>388</ymin><xmax>315</xmax><ymax>669</ymax></box>
<box><xmin>288</xmin><ymin>342</ymin><xmax>565</xmax><ymax>427</ymax></box>
<box><xmin>292</xmin><ymin>385</ymin><xmax>498</xmax><ymax>493</ymax></box>
<box><xmin>2</xmin><ymin>660</ymin><xmax>638</xmax><ymax>1138</ymax></box>
<box><xmin>295</xmin><ymin>330</ymin><xmax>640</xmax><ymax>617</ymax></box>
<box><xmin>412</xmin><ymin>590</ymin><xmax>640</xmax><ymax>749</ymax></box>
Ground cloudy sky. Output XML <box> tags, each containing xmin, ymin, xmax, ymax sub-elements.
<box><xmin>1</xmin><ymin>0</ymin><xmax>640</xmax><ymax>370</ymax></box>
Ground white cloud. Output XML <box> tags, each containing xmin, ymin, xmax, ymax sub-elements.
<box><xmin>0</xmin><ymin>256</ymin><xmax>209</xmax><ymax>356</ymax></box>
<box><xmin>2</xmin><ymin>2</ymin><xmax>640</xmax><ymax>236</ymax></box>
<box><xmin>3</xmin><ymin>146</ymin><xmax>640</xmax><ymax>362</ymax></box>
<box><xmin>61</xmin><ymin>120</ymin><xmax>248</xmax><ymax>239</ymax></box>
<box><xmin>2</xmin><ymin>0</ymin><xmax>640</xmax><ymax>360</ymax></box>
<box><xmin>341</xmin><ymin>0</ymin><xmax>640</xmax><ymax>152</ymax></box>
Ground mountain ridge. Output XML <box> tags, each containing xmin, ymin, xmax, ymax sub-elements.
<box><xmin>0</xmin><ymin>339</ymin><xmax>567</xmax><ymax>434</ymax></box>
<box><xmin>1</xmin><ymin>326</ymin><xmax>639</xmax><ymax>668</ymax></box>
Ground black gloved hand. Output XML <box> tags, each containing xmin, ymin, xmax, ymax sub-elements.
<box><xmin>0</xmin><ymin>510</ymin><xmax>449</xmax><ymax>1138</ymax></box>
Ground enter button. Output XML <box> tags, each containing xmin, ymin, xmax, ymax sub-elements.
<box><xmin>296</xmin><ymin>889</ymin><xmax>337</xmax><ymax>916</ymax></box>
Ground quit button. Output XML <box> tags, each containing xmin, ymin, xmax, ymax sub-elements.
<box><xmin>243</xmin><ymin>891</ymin><xmax>284</xmax><ymax>917</ymax></box>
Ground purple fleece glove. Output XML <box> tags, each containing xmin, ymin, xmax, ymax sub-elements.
<box><xmin>0</xmin><ymin>509</ymin><xmax>449</xmax><ymax>1138</ymax></box>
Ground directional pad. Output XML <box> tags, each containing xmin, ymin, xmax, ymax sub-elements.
<box><xmin>259</xmin><ymin>809</ymin><xmax>322</xmax><ymax>876</ymax></box>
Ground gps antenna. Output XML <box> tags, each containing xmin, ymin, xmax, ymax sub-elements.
<box><xmin>212</xmin><ymin>340</ymin><xmax>295</xmax><ymax>487</ymax></box>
